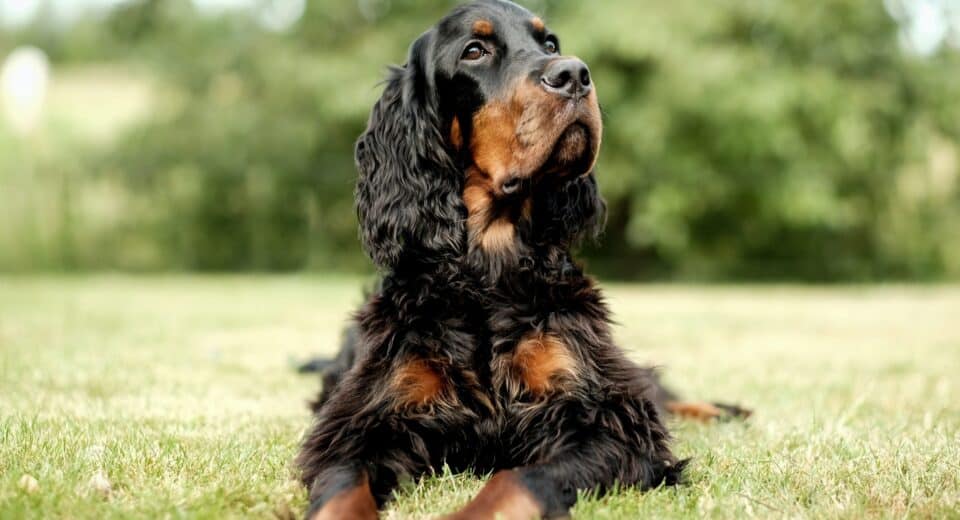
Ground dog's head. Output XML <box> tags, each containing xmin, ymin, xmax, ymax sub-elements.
<box><xmin>356</xmin><ymin>0</ymin><xmax>604</xmax><ymax>272</ymax></box>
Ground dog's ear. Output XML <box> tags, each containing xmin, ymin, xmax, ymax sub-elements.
<box><xmin>355</xmin><ymin>30</ymin><xmax>464</xmax><ymax>269</ymax></box>
<box><xmin>533</xmin><ymin>173</ymin><xmax>607</xmax><ymax>247</ymax></box>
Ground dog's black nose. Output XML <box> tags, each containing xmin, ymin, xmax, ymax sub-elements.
<box><xmin>541</xmin><ymin>58</ymin><xmax>592</xmax><ymax>99</ymax></box>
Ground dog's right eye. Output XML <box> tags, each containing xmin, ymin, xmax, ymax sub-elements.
<box><xmin>461</xmin><ymin>43</ymin><xmax>489</xmax><ymax>61</ymax></box>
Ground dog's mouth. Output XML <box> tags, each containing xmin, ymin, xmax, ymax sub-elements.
<box><xmin>474</xmin><ymin>80</ymin><xmax>603</xmax><ymax>197</ymax></box>
<box><xmin>540</xmin><ymin>122</ymin><xmax>594</xmax><ymax>175</ymax></box>
<box><xmin>496</xmin><ymin>122</ymin><xmax>598</xmax><ymax>196</ymax></box>
<box><xmin>497</xmin><ymin>123</ymin><xmax>597</xmax><ymax>196</ymax></box>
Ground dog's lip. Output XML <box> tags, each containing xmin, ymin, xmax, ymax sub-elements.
<box><xmin>564</xmin><ymin>121</ymin><xmax>589</xmax><ymax>138</ymax></box>
<box><xmin>495</xmin><ymin>121</ymin><xmax>596</xmax><ymax>195</ymax></box>
<box><xmin>536</xmin><ymin>121</ymin><xmax>596</xmax><ymax>175</ymax></box>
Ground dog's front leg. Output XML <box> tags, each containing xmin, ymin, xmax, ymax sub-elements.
<box><xmin>441</xmin><ymin>467</ymin><xmax>568</xmax><ymax>520</ymax></box>
<box><xmin>443</xmin><ymin>392</ymin><xmax>683</xmax><ymax>520</ymax></box>
<box><xmin>305</xmin><ymin>463</ymin><xmax>378</xmax><ymax>520</ymax></box>
<box><xmin>297</xmin><ymin>357</ymin><xmax>438</xmax><ymax>520</ymax></box>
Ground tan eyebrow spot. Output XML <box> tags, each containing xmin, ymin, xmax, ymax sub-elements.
<box><xmin>473</xmin><ymin>19</ymin><xmax>494</xmax><ymax>36</ymax></box>
<box><xmin>530</xmin><ymin>17</ymin><xmax>545</xmax><ymax>32</ymax></box>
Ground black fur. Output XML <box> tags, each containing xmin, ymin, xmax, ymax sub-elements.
<box><xmin>355</xmin><ymin>30</ymin><xmax>465</xmax><ymax>270</ymax></box>
<box><xmin>297</xmin><ymin>2</ymin><xmax>695</xmax><ymax>517</ymax></box>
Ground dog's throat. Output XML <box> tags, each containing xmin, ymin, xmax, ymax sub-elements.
<box><xmin>474</xmin><ymin>217</ymin><xmax>517</xmax><ymax>254</ymax></box>
<box><xmin>463</xmin><ymin>167</ymin><xmax>531</xmax><ymax>256</ymax></box>
<box><xmin>468</xmin><ymin>202</ymin><xmax>528</xmax><ymax>255</ymax></box>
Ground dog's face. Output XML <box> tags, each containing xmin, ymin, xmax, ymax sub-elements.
<box><xmin>432</xmin><ymin>1</ymin><xmax>603</xmax><ymax>257</ymax></box>
<box><xmin>355</xmin><ymin>0</ymin><xmax>605</xmax><ymax>270</ymax></box>
<box><xmin>433</xmin><ymin>1</ymin><xmax>602</xmax><ymax>195</ymax></box>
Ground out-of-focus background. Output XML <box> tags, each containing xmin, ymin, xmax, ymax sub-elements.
<box><xmin>2</xmin><ymin>0</ymin><xmax>958</xmax><ymax>281</ymax></box>
<box><xmin>3</xmin><ymin>3</ymin><xmax>960</xmax><ymax>518</ymax></box>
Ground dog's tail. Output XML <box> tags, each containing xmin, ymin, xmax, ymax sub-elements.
<box><xmin>642</xmin><ymin>366</ymin><xmax>752</xmax><ymax>422</ymax></box>
<box><xmin>296</xmin><ymin>357</ymin><xmax>337</xmax><ymax>374</ymax></box>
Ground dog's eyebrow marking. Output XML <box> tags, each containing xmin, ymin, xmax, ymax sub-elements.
<box><xmin>473</xmin><ymin>19</ymin><xmax>494</xmax><ymax>37</ymax></box>
<box><xmin>530</xmin><ymin>17</ymin><xmax>545</xmax><ymax>33</ymax></box>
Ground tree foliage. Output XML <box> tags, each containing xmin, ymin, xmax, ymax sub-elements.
<box><xmin>2</xmin><ymin>0</ymin><xmax>958</xmax><ymax>279</ymax></box>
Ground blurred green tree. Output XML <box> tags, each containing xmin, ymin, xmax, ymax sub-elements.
<box><xmin>1</xmin><ymin>0</ymin><xmax>958</xmax><ymax>279</ymax></box>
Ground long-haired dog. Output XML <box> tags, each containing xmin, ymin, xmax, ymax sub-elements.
<box><xmin>297</xmin><ymin>2</ymin><xmax>747</xmax><ymax>518</ymax></box>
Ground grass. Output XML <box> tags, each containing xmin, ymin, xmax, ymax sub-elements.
<box><xmin>1</xmin><ymin>276</ymin><xmax>959</xmax><ymax>519</ymax></box>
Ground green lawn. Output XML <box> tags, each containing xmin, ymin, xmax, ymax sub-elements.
<box><xmin>1</xmin><ymin>276</ymin><xmax>958</xmax><ymax>519</ymax></box>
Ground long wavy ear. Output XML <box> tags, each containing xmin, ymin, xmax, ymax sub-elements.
<box><xmin>532</xmin><ymin>173</ymin><xmax>607</xmax><ymax>248</ymax></box>
<box><xmin>355</xmin><ymin>30</ymin><xmax>464</xmax><ymax>269</ymax></box>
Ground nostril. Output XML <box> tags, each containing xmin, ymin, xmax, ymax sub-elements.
<box><xmin>543</xmin><ymin>69</ymin><xmax>571</xmax><ymax>89</ymax></box>
<box><xmin>580</xmin><ymin>68</ymin><xmax>591</xmax><ymax>87</ymax></box>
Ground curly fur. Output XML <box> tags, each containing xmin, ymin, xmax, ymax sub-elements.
<box><xmin>294</xmin><ymin>2</ymin><xmax>750</xmax><ymax>518</ymax></box>
<box><xmin>355</xmin><ymin>30</ymin><xmax>465</xmax><ymax>269</ymax></box>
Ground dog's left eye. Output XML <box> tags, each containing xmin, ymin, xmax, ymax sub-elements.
<box><xmin>545</xmin><ymin>38</ymin><xmax>559</xmax><ymax>54</ymax></box>
<box><xmin>461</xmin><ymin>43</ymin><xmax>489</xmax><ymax>61</ymax></box>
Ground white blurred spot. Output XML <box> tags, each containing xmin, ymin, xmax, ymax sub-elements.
<box><xmin>255</xmin><ymin>0</ymin><xmax>305</xmax><ymax>32</ymax></box>
<box><xmin>885</xmin><ymin>0</ymin><xmax>951</xmax><ymax>56</ymax></box>
<box><xmin>85</xmin><ymin>444</ymin><xmax>106</xmax><ymax>462</ymax></box>
<box><xmin>87</xmin><ymin>470</ymin><xmax>112</xmax><ymax>497</ymax></box>
<box><xmin>0</xmin><ymin>0</ymin><xmax>41</xmax><ymax>27</ymax></box>
<box><xmin>18</xmin><ymin>474</ymin><xmax>40</xmax><ymax>494</ymax></box>
<box><xmin>0</xmin><ymin>0</ymin><xmax>137</xmax><ymax>27</ymax></box>
<box><xmin>1</xmin><ymin>46</ymin><xmax>50</xmax><ymax>136</ymax></box>
<box><xmin>192</xmin><ymin>0</ymin><xmax>257</xmax><ymax>15</ymax></box>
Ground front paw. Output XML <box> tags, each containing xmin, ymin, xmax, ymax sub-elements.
<box><xmin>439</xmin><ymin>471</ymin><xmax>547</xmax><ymax>520</ymax></box>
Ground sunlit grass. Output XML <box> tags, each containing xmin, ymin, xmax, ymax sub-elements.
<box><xmin>1</xmin><ymin>276</ymin><xmax>958</xmax><ymax>518</ymax></box>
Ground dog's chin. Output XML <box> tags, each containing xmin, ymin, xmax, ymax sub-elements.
<box><xmin>539</xmin><ymin>123</ymin><xmax>597</xmax><ymax>178</ymax></box>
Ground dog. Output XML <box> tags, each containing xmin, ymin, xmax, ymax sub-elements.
<box><xmin>297</xmin><ymin>2</ymin><xmax>747</xmax><ymax>518</ymax></box>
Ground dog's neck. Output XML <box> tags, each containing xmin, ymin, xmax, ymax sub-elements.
<box><xmin>463</xmin><ymin>193</ymin><xmax>582</xmax><ymax>284</ymax></box>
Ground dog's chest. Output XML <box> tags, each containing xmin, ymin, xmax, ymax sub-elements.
<box><xmin>489</xmin><ymin>331</ymin><xmax>580</xmax><ymax>400</ymax></box>
<box><xmin>387</xmin><ymin>322</ymin><xmax>581</xmax><ymax>420</ymax></box>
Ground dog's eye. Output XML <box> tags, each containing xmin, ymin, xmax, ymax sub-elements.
<box><xmin>461</xmin><ymin>43</ymin><xmax>489</xmax><ymax>61</ymax></box>
<box><xmin>545</xmin><ymin>38</ymin><xmax>559</xmax><ymax>54</ymax></box>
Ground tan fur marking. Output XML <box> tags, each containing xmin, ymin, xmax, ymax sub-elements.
<box><xmin>463</xmin><ymin>178</ymin><xmax>494</xmax><ymax>232</ymax></box>
<box><xmin>469</xmin><ymin>77</ymin><xmax>601</xmax><ymax>188</ymax></box>
<box><xmin>530</xmin><ymin>17</ymin><xmax>545</xmax><ymax>32</ymax></box>
<box><xmin>666</xmin><ymin>401</ymin><xmax>724</xmax><ymax>422</ymax></box>
<box><xmin>310</xmin><ymin>477</ymin><xmax>377</xmax><ymax>520</ymax></box>
<box><xmin>463</xmin><ymin>174</ymin><xmax>518</xmax><ymax>255</ymax></box>
<box><xmin>481</xmin><ymin>218</ymin><xmax>516</xmax><ymax>252</ymax></box>
<box><xmin>470</xmin><ymin>95</ymin><xmax>526</xmax><ymax>188</ymax></box>
<box><xmin>450</xmin><ymin>116</ymin><xmax>462</xmax><ymax>150</ymax></box>
<box><xmin>514</xmin><ymin>333</ymin><xmax>577</xmax><ymax>394</ymax></box>
<box><xmin>392</xmin><ymin>360</ymin><xmax>445</xmax><ymax>408</ymax></box>
<box><xmin>463</xmin><ymin>69</ymin><xmax>603</xmax><ymax>259</ymax></box>
<box><xmin>441</xmin><ymin>470</ymin><xmax>543</xmax><ymax>520</ymax></box>
<box><xmin>521</xmin><ymin>197</ymin><xmax>533</xmax><ymax>220</ymax></box>
<box><xmin>473</xmin><ymin>19</ymin><xmax>494</xmax><ymax>36</ymax></box>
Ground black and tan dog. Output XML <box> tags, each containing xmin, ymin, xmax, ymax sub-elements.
<box><xmin>297</xmin><ymin>2</ymin><xmax>747</xmax><ymax>518</ymax></box>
